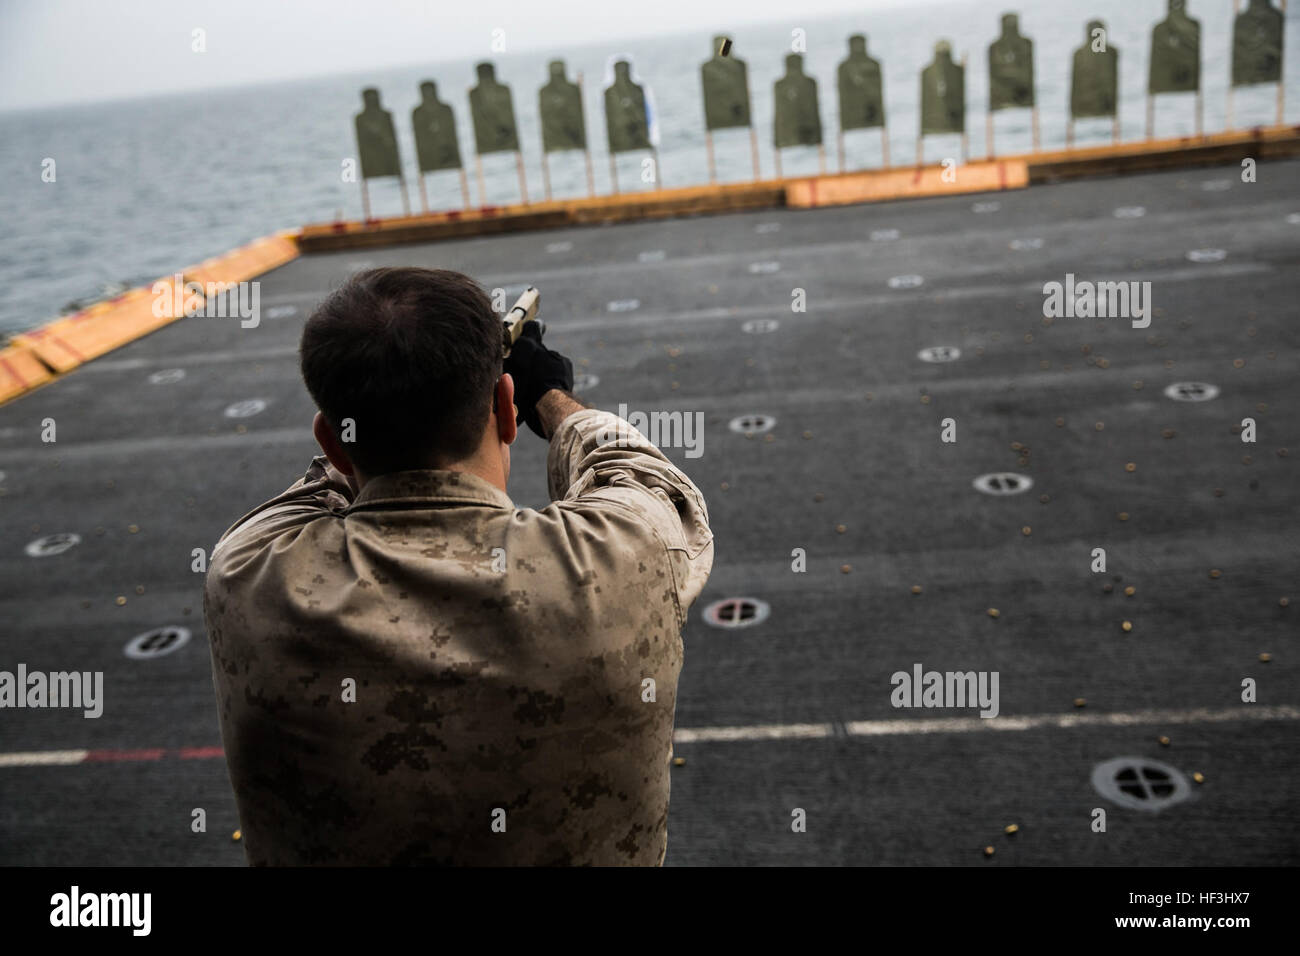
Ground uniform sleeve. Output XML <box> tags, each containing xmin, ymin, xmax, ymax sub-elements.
<box><xmin>212</xmin><ymin>455</ymin><xmax>354</xmax><ymax>557</ymax></box>
<box><xmin>546</xmin><ymin>408</ymin><xmax>714</xmax><ymax>613</ymax></box>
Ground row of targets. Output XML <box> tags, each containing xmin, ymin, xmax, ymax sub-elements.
<box><xmin>352</xmin><ymin>1</ymin><xmax>1287</xmax><ymax>213</ymax></box>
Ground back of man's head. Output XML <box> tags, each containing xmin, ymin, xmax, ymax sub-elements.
<box><xmin>300</xmin><ymin>267</ymin><xmax>501</xmax><ymax>476</ymax></box>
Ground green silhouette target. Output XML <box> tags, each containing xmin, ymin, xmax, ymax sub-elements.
<box><xmin>702</xmin><ymin>35</ymin><xmax>753</xmax><ymax>130</ymax></box>
<box><xmin>412</xmin><ymin>81</ymin><xmax>462</xmax><ymax>172</ymax></box>
<box><xmin>774</xmin><ymin>53</ymin><xmax>823</xmax><ymax>148</ymax></box>
<box><xmin>1148</xmin><ymin>0</ymin><xmax>1201</xmax><ymax>94</ymax></box>
<box><xmin>539</xmin><ymin>60</ymin><xmax>587</xmax><ymax>152</ymax></box>
<box><xmin>355</xmin><ymin>88</ymin><xmax>402</xmax><ymax>179</ymax></box>
<box><xmin>838</xmin><ymin>35</ymin><xmax>885</xmax><ymax>130</ymax></box>
<box><xmin>1071</xmin><ymin>20</ymin><xmax>1119</xmax><ymax>118</ymax></box>
<box><xmin>921</xmin><ymin>42</ymin><xmax>965</xmax><ymax>135</ymax></box>
<box><xmin>469</xmin><ymin>62</ymin><xmax>521</xmax><ymax>154</ymax></box>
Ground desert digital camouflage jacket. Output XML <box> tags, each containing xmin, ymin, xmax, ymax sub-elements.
<box><xmin>203</xmin><ymin>408</ymin><xmax>713</xmax><ymax>865</ymax></box>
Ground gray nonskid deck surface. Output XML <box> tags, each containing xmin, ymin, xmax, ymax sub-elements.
<box><xmin>1</xmin><ymin>160</ymin><xmax>1297</xmax><ymax>865</ymax></box>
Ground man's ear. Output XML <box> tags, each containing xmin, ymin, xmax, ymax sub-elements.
<box><xmin>496</xmin><ymin>374</ymin><xmax>518</xmax><ymax>446</ymax></box>
<box><xmin>312</xmin><ymin>411</ymin><xmax>355</xmax><ymax>476</ymax></box>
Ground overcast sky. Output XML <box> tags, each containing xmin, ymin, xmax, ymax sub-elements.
<box><xmin>0</xmin><ymin>0</ymin><xmax>940</xmax><ymax>111</ymax></box>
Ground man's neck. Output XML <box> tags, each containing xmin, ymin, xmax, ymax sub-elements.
<box><xmin>443</xmin><ymin>453</ymin><xmax>507</xmax><ymax>494</ymax></box>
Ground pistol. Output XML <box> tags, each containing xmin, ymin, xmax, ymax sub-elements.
<box><xmin>502</xmin><ymin>286</ymin><xmax>541</xmax><ymax>357</ymax></box>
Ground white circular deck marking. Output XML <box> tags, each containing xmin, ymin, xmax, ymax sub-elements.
<box><xmin>1092</xmin><ymin>756</ymin><xmax>1193</xmax><ymax>812</ymax></box>
<box><xmin>637</xmin><ymin>250</ymin><xmax>666</xmax><ymax>263</ymax></box>
<box><xmin>25</xmin><ymin>533</ymin><xmax>81</xmax><ymax>557</ymax></box>
<box><xmin>607</xmin><ymin>299</ymin><xmax>640</xmax><ymax>312</ymax></box>
<box><xmin>148</xmin><ymin>368</ymin><xmax>186</xmax><ymax>385</ymax></box>
<box><xmin>572</xmin><ymin>373</ymin><xmax>599</xmax><ymax>392</ymax></box>
<box><xmin>888</xmin><ymin>274</ymin><xmax>924</xmax><ymax>289</ymax></box>
<box><xmin>348</xmin><ymin>260</ymin><xmax>374</xmax><ymax>271</ymax></box>
<box><xmin>870</xmin><ymin>228</ymin><xmax>900</xmax><ymax>241</ymax></box>
<box><xmin>703</xmin><ymin>597</ymin><xmax>771</xmax><ymax>629</ymax></box>
<box><xmin>1163</xmin><ymin>382</ymin><xmax>1219</xmax><ymax>402</ymax></box>
<box><xmin>1287</xmin><ymin>213</ymin><xmax>1300</xmax><ymax>224</ymax></box>
<box><xmin>918</xmin><ymin>346</ymin><xmax>961</xmax><ymax>362</ymax></box>
<box><xmin>728</xmin><ymin>414</ymin><xmax>776</xmax><ymax>435</ymax></box>
<box><xmin>754</xmin><ymin>222</ymin><xmax>781</xmax><ymax>234</ymax></box>
<box><xmin>1009</xmin><ymin>237</ymin><xmax>1044</xmax><ymax>251</ymax></box>
<box><xmin>972</xmin><ymin>472</ymin><xmax>1033</xmax><ymax>496</ymax></box>
<box><xmin>742</xmin><ymin>319</ymin><xmax>779</xmax><ymax>334</ymax></box>
<box><xmin>1200</xmin><ymin>179</ymin><xmax>1231</xmax><ymax>192</ymax></box>
<box><xmin>545</xmin><ymin>241</ymin><xmax>573</xmax><ymax>253</ymax></box>
<box><xmin>267</xmin><ymin>305</ymin><xmax>297</xmax><ymax>319</ymax></box>
<box><xmin>971</xmin><ymin>201</ymin><xmax>1000</xmax><ymax>213</ymax></box>
<box><xmin>748</xmin><ymin>261</ymin><xmax>781</xmax><ymax>274</ymax></box>
<box><xmin>1113</xmin><ymin>206</ymin><xmax>1146</xmax><ymax>218</ymax></box>
<box><xmin>224</xmin><ymin>398</ymin><xmax>267</xmax><ymax>418</ymax></box>
<box><xmin>124</xmin><ymin>626</ymin><xmax>192</xmax><ymax>660</ymax></box>
<box><xmin>1186</xmin><ymin>248</ymin><xmax>1226</xmax><ymax>263</ymax></box>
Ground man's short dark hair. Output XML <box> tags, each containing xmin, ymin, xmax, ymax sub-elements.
<box><xmin>300</xmin><ymin>267</ymin><xmax>502</xmax><ymax>475</ymax></box>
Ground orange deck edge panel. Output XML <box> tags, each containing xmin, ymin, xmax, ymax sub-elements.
<box><xmin>182</xmin><ymin>231</ymin><xmax>301</xmax><ymax>287</ymax></box>
<box><xmin>786</xmin><ymin>159</ymin><xmax>1029</xmax><ymax>208</ymax></box>
<box><xmin>1018</xmin><ymin>122</ymin><xmax>1300</xmax><ymax>168</ymax></box>
<box><xmin>298</xmin><ymin>181</ymin><xmax>787</xmax><ymax>249</ymax></box>
<box><xmin>3</xmin><ymin>231</ymin><xmax>302</xmax><ymax>403</ymax></box>
<box><xmin>13</xmin><ymin>285</ymin><xmax>178</xmax><ymax>374</ymax></box>
<box><xmin>0</xmin><ymin>341</ymin><xmax>54</xmax><ymax>405</ymax></box>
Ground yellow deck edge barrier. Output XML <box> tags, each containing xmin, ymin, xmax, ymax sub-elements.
<box><xmin>787</xmin><ymin>159</ymin><xmax>1029</xmax><ymax>208</ymax></box>
<box><xmin>0</xmin><ymin>340</ymin><xmax>54</xmax><ymax>405</ymax></box>
<box><xmin>1</xmin><ymin>229</ymin><xmax>301</xmax><ymax>408</ymax></box>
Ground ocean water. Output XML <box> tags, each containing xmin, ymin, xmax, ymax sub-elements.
<box><xmin>1</xmin><ymin>0</ymin><xmax>1296</xmax><ymax>336</ymax></box>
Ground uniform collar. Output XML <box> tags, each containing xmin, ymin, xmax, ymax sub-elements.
<box><xmin>345</xmin><ymin>468</ymin><xmax>515</xmax><ymax>513</ymax></box>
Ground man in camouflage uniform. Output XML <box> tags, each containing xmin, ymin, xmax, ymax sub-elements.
<box><xmin>204</xmin><ymin>268</ymin><xmax>713</xmax><ymax>865</ymax></box>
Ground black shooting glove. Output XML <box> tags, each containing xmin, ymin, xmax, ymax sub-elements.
<box><xmin>503</xmin><ymin>321</ymin><xmax>573</xmax><ymax>439</ymax></box>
